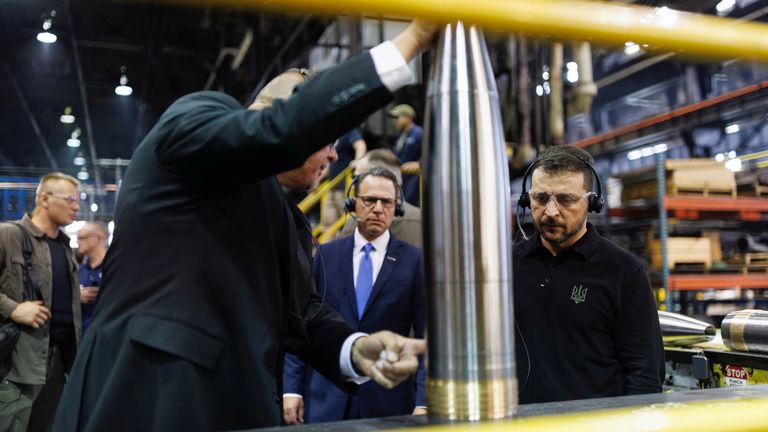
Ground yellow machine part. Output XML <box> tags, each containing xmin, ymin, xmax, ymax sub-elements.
<box><xmin>398</xmin><ymin>398</ymin><xmax>768</xmax><ymax>432</ymax></box>
<box><xmin>714</xmin><ymin>363</ymin><xmax>768</xmax><ymax>387</ymax></box>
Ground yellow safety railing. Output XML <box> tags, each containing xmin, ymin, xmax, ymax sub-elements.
<box><xmin>298</xmin><ymin>166</ymin><xmax>354</xmax><ymax>243</ymax></box>
<box><xmin>317</xmin><ymin>216</ymin><xmax>348</xmax><ymax>244</ymax></box>
<box><xmin>163</xmin><ymin>0</ymin><xmax>768</xmax><ymax>62</ymax></box>
<box><xmin>298</xmin><ymin>166</ymin><xmax>353</xmax><ymax>214</ymax></box>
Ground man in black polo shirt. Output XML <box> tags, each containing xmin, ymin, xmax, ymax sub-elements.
<box><xmin>514</xmin><ymin>145</ymin><xmax>664</xmax><ymax>404</ymax></box>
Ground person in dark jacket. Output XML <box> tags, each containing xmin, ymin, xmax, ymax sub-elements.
<box><xmin>53</xmin><ymin>21</ymin><xmax>435</xmax><ymax>432</ymax></box>
<box><xmin>388</xmin><ymin>104</ymin><xmax>423</xmax><ymax>206</ymax></box>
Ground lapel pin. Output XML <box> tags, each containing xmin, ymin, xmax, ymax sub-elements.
<box><xmin>386</xmin><ymin>256</ymin><xmax>397</xmax><ymax>262</ymax></box>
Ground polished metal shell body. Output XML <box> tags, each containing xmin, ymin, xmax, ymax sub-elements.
<box><xmin>423</xmin><ymin>22</ymin><xmax>516</xmax><ymax>421</ymax></box>
<box><xmin>722</xmin><ymin>309</ymin><xmax>768</xmax><ymax>354</ymax></box>
<box><xmin>658</xmin><ymin>311</ymin><xmax>715</xmax><ymax>346</ymax></box>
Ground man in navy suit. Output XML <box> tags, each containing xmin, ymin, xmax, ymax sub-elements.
<box><xmin>283</xmin><ymin>167</ymin><xmax>426</xmax><ymax>424</ymax></box>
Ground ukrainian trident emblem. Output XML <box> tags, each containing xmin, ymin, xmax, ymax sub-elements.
<box><xmin>571</xmin><ymin>285</ymin><xmax>588</xmax><ymax>304</ymax></box>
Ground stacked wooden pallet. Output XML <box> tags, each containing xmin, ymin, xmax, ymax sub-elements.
<box><xmin>650</xmin><ymin>237</ymin><xmax>713</xmax><ymax>269</ymax></box>
<box><xmin>736</xmin><ymin>171</ymin><xmax>768</xmax><ymax>198</ymax></box>
<box><xmin>620</xmin><ymin>159</ymin><xmax>737</xmax><ymax>203</ymax></box>
<box><xmin>729</xmin><ymin>253</ymin><xmax>768</xmax><ymax>274</ymax></box>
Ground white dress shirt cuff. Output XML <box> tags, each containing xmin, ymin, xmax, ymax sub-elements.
<box><xmin>283</xmin><ymin>393</ymin><xmax>303</xmax><ymax>399</ymax></box>
<box><xmin>369</xmin><ymin>41</ymin><xmax>415</xmax><ymax>93</ymax></box>
<box><xmin>340</xmin><ymin>332</ymin><xmax>371</xmax><ymax>384</ymax></box>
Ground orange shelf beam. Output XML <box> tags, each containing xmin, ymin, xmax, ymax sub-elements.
<box><xmin>665</xmin><ymin>196</ymin><xmax>768</xmax><ymax>220</ymax></box>
<box><xmin>610</xmin><ymin>197</ymin><xmax>768</xmax><ymax>220</ymax></box>
<box><xmin>668</xmin><ymin>274</ymin><xmax>768</xmax><ymax>291</ymax></box>
<box><xmin>664</xmin><ymin>196</ymin><xmax>768</xmax><ymax>211</ymax></box>
<box><xmin>571</xmin><ymin>80</ymin><xmax>768</xmax><ymax>150</ymax></box>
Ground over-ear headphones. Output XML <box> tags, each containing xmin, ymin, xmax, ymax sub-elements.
<box><xmin>344</xmin><ymin>168</ymin><xmax>405</xmax><ymax>217</ymax></box>
<box><xmin>518</xmin><ymin>155</ymin><xmax>605</xmax><ymax>213</ymax></box>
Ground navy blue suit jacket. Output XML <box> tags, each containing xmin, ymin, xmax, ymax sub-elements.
<box><xmin>394</xmin><ymin>125</ymin><xmax>423</xmax><ymax>206</ymax></box>
<box><xmin>284</xmin><ymin>233</ymin><xmax>426</xmax><ymax>422</ymax></box>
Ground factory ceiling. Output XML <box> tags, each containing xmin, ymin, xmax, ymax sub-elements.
<box><xmin>2</xmin><ymin>0</ymin><xmax>766</xmax><ymax>190</ymax></box>
<box><xmin>0</xmin><ymin>0</ymin><xmax>329</xmax><ymax>188</ymax></box>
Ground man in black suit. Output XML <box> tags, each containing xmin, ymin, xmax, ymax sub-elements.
<box><xmin>53</xmin><ymin>21</ymin><xmax>435</xmax><ymax>432</ymax></box>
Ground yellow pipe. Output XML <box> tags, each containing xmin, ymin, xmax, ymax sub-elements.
<box><xmin>397</xmin><ymin>397</ymin><xmax>768</xmax><ymax>432</ymax></box>
<box><xmin>161</xmin><ymin>0</ymin><xmax>768</xmax><ymax>62</ymax></box>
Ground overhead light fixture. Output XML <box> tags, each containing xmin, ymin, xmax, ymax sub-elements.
<box><xmin>77</xmin><ymin>167</ymin><xmax>89</xmax><ymax>181</ymax></box>
<box><xmin>725</xmin><ymin>158</ymin><xmax>742</xmax><ymax>172</ymax></box>
<box><xmin>565</xmin><ymin>62</ymin><xmax>579</xmax><ymax>83</ymax></box>
<box><xmin>624</xmin><ymin>42</ymin><xmax>641</xmax><ymax>56</ymax></box>
<box><xmin>67</xmin><ymin>127</ymin><xmax>81</xmax><ymax>147</ymax></box>
<box><xmin>60</xmin><ymin>106</ymin><xmax>75</xmax><ymax>124</ymax></box>
<box><xmin>715</xmin><ymin>151</ymin><xmax>738</xmax><ymax>163</ymax></box>
<box><xmin>725</xmin><ymin>123</ymin><xmax>740</xmax><ymax>134</ymax></box>
<box><xmin>36</xmin><ymin>10</ymin><xmax>57</xmax><ymax>44</ymax></box>
<box><xmin>716</xmin><ymin>0</ymin><xmax>736</xmax><ymax>13</ymax></box>
<box><xmin>626</xmin><ymin>143</ymin><xmax>668</xmax><ymax>161</ymax></box>
<box><xmin>74</xmin><ymin>152</ymin><xmax>86</xmax><ymax>166</ymax></box>
<box><xmin>115</xmin><ymin>65</ymin><xmax>133</xmax><ymax>96</ymax></box>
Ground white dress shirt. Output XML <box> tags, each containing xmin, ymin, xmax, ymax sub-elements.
<box><xmin>353</xmin><ymin>229</ymin><xmax>390</xmax><ymax>290</ymax></box>
<box><xmin>286</xmin><ymin>42</ymin><xmax>413</xmax><ymax>397</ymax></box>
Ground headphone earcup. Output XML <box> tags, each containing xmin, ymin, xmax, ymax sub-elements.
<box><xmin>344</xmin><ymin>197</ymin><xmax>356</xmax><ymax>213</ymax></box>
<box><xmin>395</xmin><ymin>203</ymin><xmax>405</xmax><ymax>217</ymax></box>
<box><xmin>588</xmin><ymin>195</ymin><xmax>605</xmax><ymax>213</ymax></box>
<box><xmin>518</xmin><ymin>193</ymin><xmax>530</xmax><ymax>209</ymax></box>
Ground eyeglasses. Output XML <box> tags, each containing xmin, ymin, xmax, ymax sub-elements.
<box><xmin>358</xmin><ymin>195</ymin><xmax>396</xmax><ymax>209</ymax></box>
<box><xmin>530</xmin><ymin>191</ymin><xmax>594</xmax><ymax>209</ymax></box>
<box><xmin>45</xmin><ymin>192</ymin><xmax>79</xmax><ymax>205</ymax></box>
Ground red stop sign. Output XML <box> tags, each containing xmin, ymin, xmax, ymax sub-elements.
<box><xmin>725</xmin><ymin>365</ymin><xmax>748</xmax><ymax>380</ymax></box>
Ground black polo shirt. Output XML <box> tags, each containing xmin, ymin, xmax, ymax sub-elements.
<box><xmin>513</xmin><ymin>224</ymin><xmax>664</xmax><ymax>404</ymax></box>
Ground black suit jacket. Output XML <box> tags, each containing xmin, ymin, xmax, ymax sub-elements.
<box><xmin>54</xmin><ymin>52</ymin><xmax>393</xmax><ymax>432</ymax></box>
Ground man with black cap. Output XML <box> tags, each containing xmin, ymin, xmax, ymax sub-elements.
<box><xmin>388</xmin><ymin>104</ymin><xmax>423</xmax><ymax>206</ymax></box>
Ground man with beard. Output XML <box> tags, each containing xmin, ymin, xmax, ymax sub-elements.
<box><xmin>513</xmin><ymin>145</ymin><xmax>664</xmax><ymax>404</ymax></box>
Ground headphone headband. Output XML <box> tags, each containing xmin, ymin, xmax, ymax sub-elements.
<box><xmin>518</xmin><ymin>154</ymin><xmax>605</xmax><ymax>213</ymax></box>
<box><xmin>344</xmin><ymin>169</ymin><xmax>405</xmax><ymax>218</ymax></box>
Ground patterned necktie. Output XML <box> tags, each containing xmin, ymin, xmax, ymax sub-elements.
<box><xmin>356</xmin><ymin>243</ymin><xmax>374</xmax><ymax>319</ymax></box>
